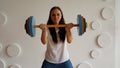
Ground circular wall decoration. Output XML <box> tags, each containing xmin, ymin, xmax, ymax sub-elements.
<box><xmin>100</xmin><ymin>7</ymin><xmax>114</xmax><ymax>20</ymax></box>
<box><xmin>0</xmin><ymin>43</ymin><xmax>3</xmax><ymax>52</ymax></box>
<box><xmin>78</xmin><ymin>62</ymin><xmax>92</xmax><ymax>68</ymax></box>
<box><xmin>90</xmin><ymin>49</ymin><xmax>101</xmax><ymax>59</ymax></box>
<box><xmin>0</xmin><ymin>11</ymin><xmax>7</xmax><ymax>26</ymax></box>
<box><xmin>7</xmin><ymin>43</ymin><xmax>21</xmax><ymax>57</ymax></box>
<box><xmin>91</xmin><ymin>21</ymin><xmax>101</xmax><ymax>30</ymax></box>
<box><xmin>0</xmin><ymin>59</ymin><xmax>5</xmax><ymax>68</ymax></box>
<box><xmin>97</xmin><ymin>33</ymin><xmax>112</xmax><ymax>48</ymax></box>
<box><xmin>9</xmin><ymin>64</ymin><xmax>20</xmax><ymax>68</ymax></box>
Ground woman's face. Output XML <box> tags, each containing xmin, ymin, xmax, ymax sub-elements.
<box><xmin>51</xmin><ymin>8</ymin><xmax>62</xmax><ymax>24</ymax></box>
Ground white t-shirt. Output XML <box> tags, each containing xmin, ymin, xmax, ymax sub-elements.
<box><xmin>45</xmin><ymin>29</ymin><xmax>69</xmax><ymax>64</ymax></box>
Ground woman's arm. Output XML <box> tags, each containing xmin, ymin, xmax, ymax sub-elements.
<box><xmin>39</xmin><ymin>24</ymin><xmax>47</xmax><ymax>45</ymax></box>
<box><xmin>66</xmin><ymin>23</ymin><xmax>73</xmax><ymax>43</ymax></box>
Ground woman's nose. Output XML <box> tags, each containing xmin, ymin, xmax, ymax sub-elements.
<box><xmin>55</xmin><ymin>15</ymin><xmax>57</xmax><ymax>18</ymax></box>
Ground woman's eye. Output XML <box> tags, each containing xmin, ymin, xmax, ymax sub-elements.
<box><xmin>57</xmin><ymin>14</ymin><xmax>60</xmax><ymax>16</ymax></box>
<box><xmin>52</xmin><ymin>14</ymin><xmax>55</xmax><ymax>16</ymax></box>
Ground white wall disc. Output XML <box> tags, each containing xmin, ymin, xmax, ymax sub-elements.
<box><xmin>97</xmin><ymin>33</ymin><xmax>112</xmax><ymax>48</ymax></box>
<box><xmin>78</xmin><ymin>62</ymin><xmax>92</xmax><ymax>68</ymax></box>
<box><xmin>0</xmin><ymin>12</ymin><xmax>7</xmax><ymax>26</ymax></box>
<box><xmin>0</xmin><ymin>59</ymin><xmax>5</xmax><ymax>68</ymax></box>
<box><xmin>9</xmin><ymin>64</ymin><xmax>20</xmax><ymax>68</ymax></box>
<box><xmin>90</xmin><ymin>49</ymin><xmax>101</xmax><ymax>59</ymax></box>
<box><xmin>7</xmin><ymin>43</ymin><xmax>21</xmax><ymax>57</ymax></box>
<box><xmin>91</xmin><ymin>21</ymin><xmax>101</xmax><ymax>30</ymax></box>
<box><xmin>101</xmin><ymin>7</ymin><xmax>114</xmax><ymax>20</ymax></box>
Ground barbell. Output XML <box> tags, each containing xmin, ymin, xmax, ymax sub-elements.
<box><xmin>24</xmin><ymin>15</ymin><xmax>88</xmax><ymax>37</ymax></box>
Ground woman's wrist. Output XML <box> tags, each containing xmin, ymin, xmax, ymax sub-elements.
<box><xmin>42</xmin><ymin>29</ymin><xmax>46</xmax><ymax>32</ymax></box>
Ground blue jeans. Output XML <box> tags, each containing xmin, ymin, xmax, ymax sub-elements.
<box><xmin>41</xmin><ymin>59</ymin><xmax>73</xmax><ymax>68</ymax></box>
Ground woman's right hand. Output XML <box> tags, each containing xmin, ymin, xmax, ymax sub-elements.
<box><xmin>39</xmin><ymin>24</ymin><xmax>47</xmax><ymax>45</ymax></box>
<box><xmin>39</xmin><ymin>24</ymin><xmax>47</xmax><ymax>31</ymax></box>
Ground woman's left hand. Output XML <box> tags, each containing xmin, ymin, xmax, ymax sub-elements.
<box><xmin>66</xmin><ymin>23</ymin><xmax>74</xmax><ymax>30</ymax></box>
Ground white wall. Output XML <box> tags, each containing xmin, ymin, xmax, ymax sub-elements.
<box><xmin>116</xmin><ymin>0</ymin><xmax>120</xmax><ymax>68</ymax></box>
<box><xmin>0</xmin><ymin>0</ymin><xmax>116</xmax><ymax>68</ymax></box>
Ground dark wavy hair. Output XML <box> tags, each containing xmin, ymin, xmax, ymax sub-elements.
<box><xmin>47</xmin><ymin>6</ymin><xmax>66</xmax><ymax>43</ymax></box>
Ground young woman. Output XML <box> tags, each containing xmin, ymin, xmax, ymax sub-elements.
<box><xmin>39</xmin><ymin>6</ymin><xmax>73</xmax><ymax>68</ymax></box>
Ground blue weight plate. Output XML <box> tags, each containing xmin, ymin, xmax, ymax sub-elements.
<box><xmin>84</xmin><ymin>18</ymin><xmax>87</xmax><ymax>32</ymax></box>
<box><xmin>77</xmin><ymin>15</ymin><xmax>82</xmax><ymax>36</ymax></box>
<box><xmin>29</xmin><ymin>16</ymin><xmax>36</xmax><ymax>37</ymax></box>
